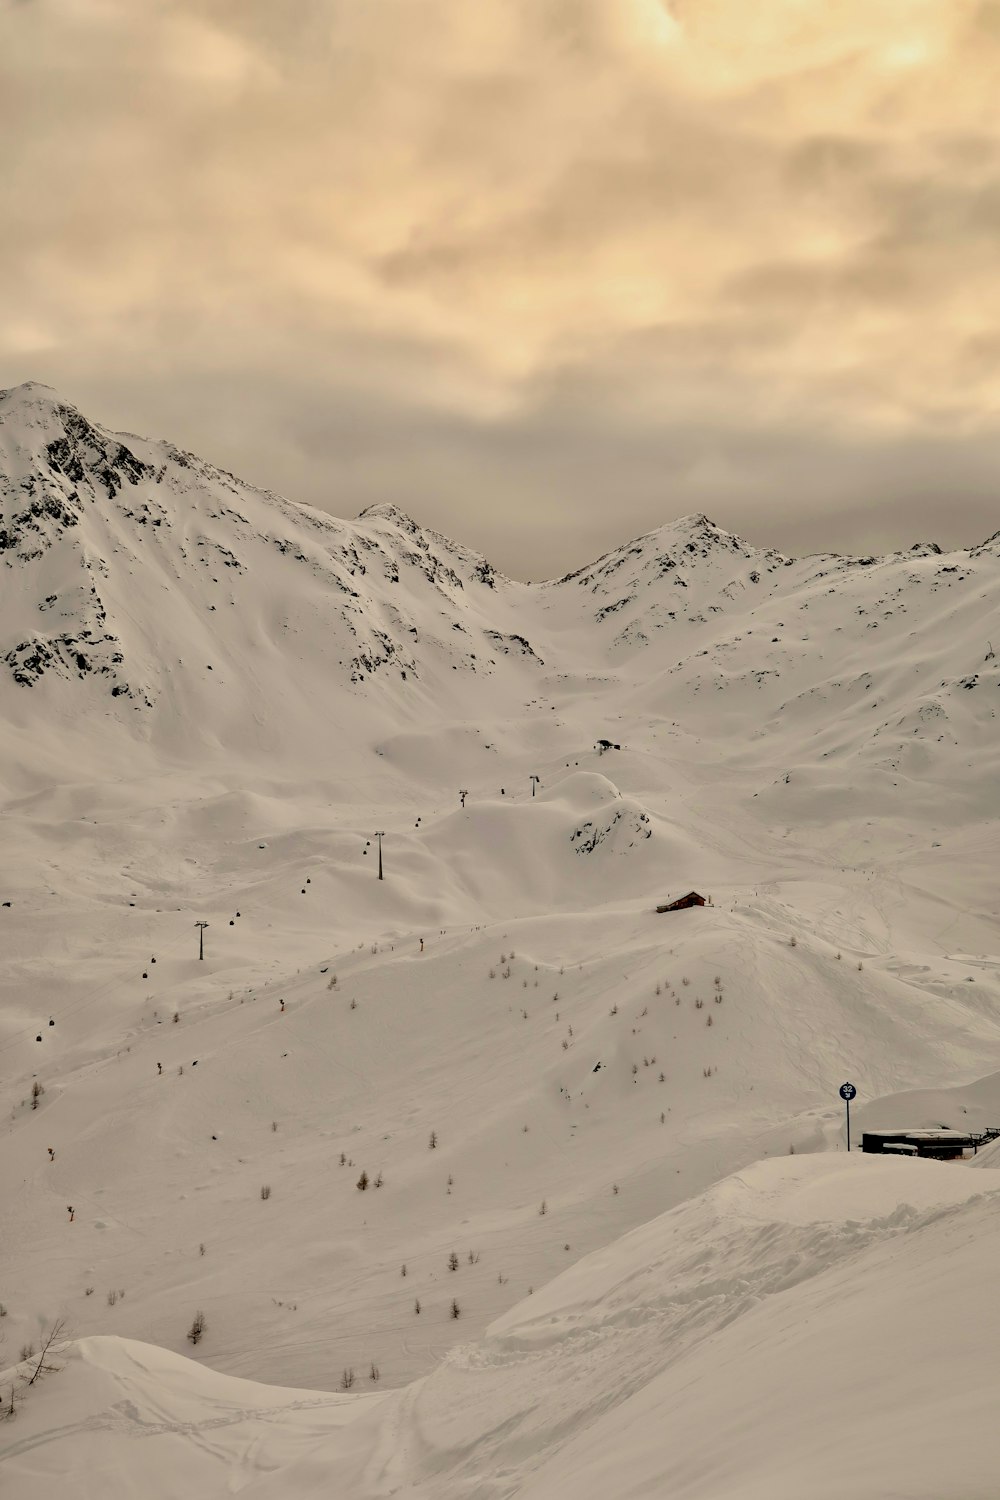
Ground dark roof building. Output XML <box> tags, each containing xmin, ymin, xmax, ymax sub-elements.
<box><xmin>656</xmin><ymin>892</ymin><xmax>707</xmax><ymax>914</ymax></box>
<box><xmin>862</xmin><ymin>1128</ymin><xmax>1000</xmax><ymax>1160</ymax></box>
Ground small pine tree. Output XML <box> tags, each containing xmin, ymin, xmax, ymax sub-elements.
<box><xmin>450</xmin><ymin>1299</ymin><xmax>461</xmax><ymax>1319</ymax></box>
<box><xmin>448</xmin><ymin>1250</ymin><xmax>459</xmax><ymax>1271</ymax></box>
<box><xmin>357</xmin><ymin>1170</ymin><xmax>369</xmax><ymax>1191</ymax></box>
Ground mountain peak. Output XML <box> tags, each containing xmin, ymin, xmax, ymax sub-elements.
<box><xmin>1</xmin><ymin>382</ymin><xmax>154</xmax><ymax>535</ymax></box>
<box><xmin>671</xmin><ymin>511</ymin><xmax>714</xmax><ymax>529</ymax></box>
<box><xmin>357</xmin><ymin>502</ymin><xmax>419</xmax><ymax>530</ymax></box>
<box><xmin>0</xmin><ymin>380</ymin><xmax>73</xmax><ymax>426</ymax></box>
<box><xmin>0</xmin><ymin>379</ymin><xmax>62</xmax><ymax>404</ymax></box>
<box><xmin>0</xmin><ymin>382</ymin><xmax>97</xmax><ymax>452</ymax></box>
<box><xmin>971</xmin><ymin>529</ymin><xmax>1000</xmax><ymax>556</ymax></box>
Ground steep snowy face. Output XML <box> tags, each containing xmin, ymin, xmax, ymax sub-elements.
<box><xmin>0</xmin><ymin>382</ymin><xmax>155</xmax><ymax>528</ymax></box>
<box><xmin>0</xmin><ymin>385</ymin><xmax>533</xmax><ymax>781</ymax></box>
<box><xmin>0</xmin><ymin>384</ymin><xmax>157</xmax><ymax>706</ymax></box>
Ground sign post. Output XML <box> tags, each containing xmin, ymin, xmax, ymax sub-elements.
<box><xmin>839</xmin><ymin>1081</ymin><xmax>857</xmax><ymax>1150</ymax></box>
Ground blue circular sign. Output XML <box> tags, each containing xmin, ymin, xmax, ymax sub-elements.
<box><xmin>839</xmin><ymin>1082</ymin><xmax>857</xmax><ymax>1101</ymax></box>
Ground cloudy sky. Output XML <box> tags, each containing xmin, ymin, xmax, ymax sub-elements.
<box><xmin>3</xmin><ymin>0</ymin><xmax>1000</xmax><ymax>574</ymax></box>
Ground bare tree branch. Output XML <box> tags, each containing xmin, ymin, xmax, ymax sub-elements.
<box><xmin>28</xmin><ymin>1319</ymin><xmax>67</xmax><ymax>1386</ymax></box>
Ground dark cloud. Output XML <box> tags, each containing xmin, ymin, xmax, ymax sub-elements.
<box><xmin>1</xmin><ymin>0</ymin><xmax>997</xmax><ymax>576</ymax></box>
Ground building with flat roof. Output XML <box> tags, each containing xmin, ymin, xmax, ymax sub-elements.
<box><xmin>862</xmin><ymin>1128</ymin><xmax>1000</xmax><ymax>1160</ymax></box>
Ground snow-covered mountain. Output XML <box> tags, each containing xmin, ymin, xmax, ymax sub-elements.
<box><xmin>0</xmin><ymin>382</ymin><xmax>539</xmax><ymax>788</ymax></box>
<box><xmin>2</xmin><ymin>383</ymin><xmax>999</xmax><ymax>1498</ymax></box>
<box><xmin>3</xmin><ymin>381</ymin><xmax>997</xmax><ymax>811</ymax></box>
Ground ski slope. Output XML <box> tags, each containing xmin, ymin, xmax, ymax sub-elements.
<box><xmin>6</xmin><ymin>1156</ymin><xmax>1000</xmax><ymax>1499</ymax></box>
<box><xmin>2</xmin><ymin>382</ymin><xmax>999</xmax><ymax>1495</ymax></box>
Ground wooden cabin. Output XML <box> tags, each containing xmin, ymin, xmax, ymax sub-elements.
<box><xmin>656</xmin><ymin>891</ymin><xmax>707</xmax><ymax>914</ymax></box>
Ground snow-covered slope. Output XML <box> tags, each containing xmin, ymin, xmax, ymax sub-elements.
<box><xmin>1</xmin><ymin>383</ymin><xmax>999</xmax><ymax>1495</ymax></box>
<box><xmin>7</xmin><ymin>1156</ymin><xmax>1000</xmax><ymax>1499</ymax></box>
